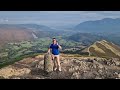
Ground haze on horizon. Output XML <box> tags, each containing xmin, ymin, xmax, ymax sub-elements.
<box><xmin>0</xmin><ymin>11</ymin><xmax>120</xmax><ymax>28</ymax></box>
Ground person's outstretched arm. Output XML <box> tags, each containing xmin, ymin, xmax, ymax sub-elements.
<box><xmin>47</xmin><ymin>48</ymin><xmax>51</xmax><ymax>53</ymax></box>
<box><xmin>47</xmin><ymin>44</ymin><xmax>52</xmax><ymax>53</ymax></box>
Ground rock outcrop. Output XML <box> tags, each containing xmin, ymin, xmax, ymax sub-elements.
<box><xmin>44</xmin><ymin>53</ymin><xmax>53</xmax><ymax>73</ymax></box>
<box><xmin>0</xmin><ymin>54</ymin><xmax>120</xmax><ymax>79</ymax></box>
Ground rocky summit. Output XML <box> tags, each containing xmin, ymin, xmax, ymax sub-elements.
<box><xmin>0</xmin><ymin>54</ymin><xmax>120</xmax><ymax>79</ymax></box>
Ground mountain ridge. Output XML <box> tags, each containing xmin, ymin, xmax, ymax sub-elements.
<box><xmin>74</xmin><ymin>18</ymin><xmax>120</xmax><ymax>33</ymax></box>
<box><xmin>82</xmin><ymin>40</ymin><xmax>120</xmax><ymax>58</ymax></box>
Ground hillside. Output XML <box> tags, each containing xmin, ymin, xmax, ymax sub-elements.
<box><xmin>0</xmin><ymin>28</ymin><xmax>34</xmax><ymax>45</ymax></box>
<box><xmin>0</xmin><ymin>24</ymin><xmax>72</xmax><ymax>41</ymax></box>
<box><xmin>74</xmin><ymin>18</ymin><xmax>120</xmax><ymax>33</ymax></box>
<box><xmin>0</xmin><ymin>25</ymin><xmax>52</xmax><ymax>47</ymax></box>
<box><xmin>0</xmin><ymin>54</ymin><xmax>120</xmax><ymax>79</ymax></box>
<box><xmin>0</xmin><ymin>40</ymin><xmax>120</xmax><ymax>79</ymax></box>
<box><xmin>67</xmin><ymin>33</ymin><xmax>104</xmax><ymax>46</ymax></box>
<box><xmin>82</xmin><ymin>40</ymin><xmax>120</xmax><ymax>58</ymax></box>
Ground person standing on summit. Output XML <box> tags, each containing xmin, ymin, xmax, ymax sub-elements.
<box><xmin>47</xmin><ymin>38</ymin><xmax>62</xmax><ymax>71</ymax></box>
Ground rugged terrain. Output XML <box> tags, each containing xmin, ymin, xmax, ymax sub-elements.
<box><xmin>0</xmin><ymin>54</ymin><xmax>120</xmax><ymax>79</ymax></box>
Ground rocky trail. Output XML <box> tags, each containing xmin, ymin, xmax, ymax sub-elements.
<box><xmin>0</xmin><ymin>54</ymin><xmax>120</xmax><ymax>79</ymax></box>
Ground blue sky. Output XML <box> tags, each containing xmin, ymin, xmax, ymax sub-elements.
<box><xmin>0</xmin><ymin>11</ymin><xmax>120</xmax><ymax>28</ymax></box>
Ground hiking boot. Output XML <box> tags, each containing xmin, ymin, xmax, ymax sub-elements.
<box><xmin>58</xmin><ymin>66</ymin><xmax>62</xmax><ymax>72</ymax></box>
<box><xmin>53</xmin><ymin>67</ymin><xmax>57</xmax><ymax>71</ymax></box>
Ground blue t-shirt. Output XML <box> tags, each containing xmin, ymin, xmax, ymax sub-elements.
<box><xmin>50</xmin><ymin>44</ymin><xmax>59</xmax><ymax>55</ymax></box>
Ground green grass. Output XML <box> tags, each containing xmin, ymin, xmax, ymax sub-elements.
<box><xmin>89</xmin><ymin>47</ymin><xmax>106</xmax><ymax>57</ymax></box>
<box><xmin>0</xmin><ymin>52</ymin><xmax>41</xmax><ymax>69</ymax></box>
<box><xmin>88</xmin><ymin>42</ymin><xmax>120</xmax><ymax>58</ymax></box>
<box><xmin>12</xmin><ymin>46</ymin><xmax>20</xmax><ymax>50</ymax></box>
<box><xmin>96</xmin><ymin>42</ymin><xmax>119</xmax><ymax>58</ymax></box>
<box><xmin>106</xmin><ymin>41</ymin><xmax>120</xmax><ymax>52</ymax></box>
<box><xmin>0</xmin><ymin>56</ymin><xmax>24</xmax><ymax>69</ymax></box>
<box><xmin>21</xmin><ymin>43</ymin><xmax>33</xmax><ymax>48</ymax></box>
<box><xmin>0</xmin><ymin>37</ymin><xmax>89</xmax><ymax>69</ymax></box>
<box><xmin>0</xmin><ymin>52</ymin><xmax>8</xmax><ymax>57</ymax></box>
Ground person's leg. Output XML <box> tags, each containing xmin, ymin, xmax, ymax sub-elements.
<box><xmin>56</xmin><ymin>55</ymin><xmax>61</xmax><ymax>71</ymax></box>
<box><xmin>51</xmin><ymin>54</ymin><xmax>54</xmax><ymax>60</ymax></box>
<box><xmin>52</xmin><ymin>55</ymin><xmax>57</xmax><ymax>71</ymax></box>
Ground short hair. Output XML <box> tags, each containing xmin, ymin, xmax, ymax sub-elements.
<box><xmin>53</xmin><ymin>38</ymin><xmax>56</xmax><ymax>39</ymax></box>
<box><xmin>52</xmin><ymin>38</ymin><xmax>57</xmax><ymax>42</ymax></box>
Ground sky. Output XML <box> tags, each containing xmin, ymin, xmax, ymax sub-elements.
<box><xmin>0</xmin><ymin>11</ymin><xmax>120</xmax><ymax>28</ymax></box>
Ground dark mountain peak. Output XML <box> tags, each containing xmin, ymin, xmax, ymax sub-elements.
<box><xmin>74</xmin><ymin>18</ymin><xmax>120</xmax><ymax>33</ymax></box>
<box><xmin>102</xmin><ymin>18</ymin><xmax>113</xmax><ymax>20</ymax></box>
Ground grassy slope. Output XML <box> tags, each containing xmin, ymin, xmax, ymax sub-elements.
<box><xmin>89</xmin><ymin>40</ymin><xmax>120</xmax><ymax>58</ymax></box>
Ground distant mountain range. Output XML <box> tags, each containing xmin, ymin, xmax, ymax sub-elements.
<box><xmin>66</xmin><ymin>32</ymin><xmax>120</xmax><ymax>46</ymax></box>
<box><xmin>0</xmin><ymin>24</ymin><xmax>54</xmax><ymax>31</ymax></box>
<box><xmin>1</xmin><ymin>18</ymin><xmax>120</xmax><ymax>33</ymax></box>
<box><xmin>0</xmin><ymin>18</ymin><xmax>120</xmax><ymax>47</ymax></box>
<box><xmin>0</xmin><ymin>24</ymin><xmax>75</xmax><ymax>47</ymax></box>
<box><xmin>74</xmin><ymin>18</ymin><xmax>120</xmax><ymax>33</ymax></box>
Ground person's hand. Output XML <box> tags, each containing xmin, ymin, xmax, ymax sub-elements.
<box><xmin>47</xmin><ymin>51</ymin><xmax>50</xmax><ymax>53</ymax></box>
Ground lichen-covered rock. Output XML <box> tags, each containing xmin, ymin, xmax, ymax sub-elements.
<box><xmin>0</xmin><ymin>54</ymin><xmax>120</xmax><ymax>79</ymax></box>
<box><xmin>0</xmin><ymin>67</ymin><xmax>31</xmax><ymax>79</ymax></box>
<box><xmin>44</xmin><ymin>53</ymin><xmax>53</xmax><ymax>73</ymax></box>
<box><xmin>71</xmin><ymin>72</ymin><xmax>80</xmax><ymax>79</ymax></box>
